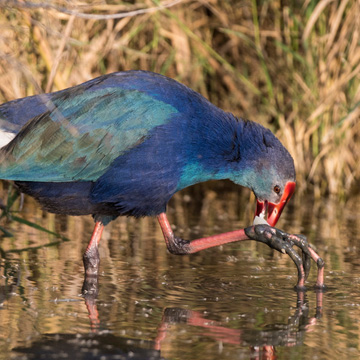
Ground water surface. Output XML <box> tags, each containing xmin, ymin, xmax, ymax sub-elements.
<box><xmin>0</xmin><ymin>182</ymin><xmax>360</xmax><ymax>359</ymax></box>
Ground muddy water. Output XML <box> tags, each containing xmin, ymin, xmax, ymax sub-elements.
<box><xmin>0</xmin><ymin>181</ymin><xmax>360</xmax><ymax>360</ymax></box>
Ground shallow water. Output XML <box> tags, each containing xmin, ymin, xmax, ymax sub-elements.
<box><xmin>1</xmin><ymin>181</ymin><xmax>360</xmax><ymax>360</ymax></box>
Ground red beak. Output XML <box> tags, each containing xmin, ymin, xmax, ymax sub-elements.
<box><xmin>255</xmin><ymin>181</ymin><xmax>296</xmax><ymax>227</ymax></box>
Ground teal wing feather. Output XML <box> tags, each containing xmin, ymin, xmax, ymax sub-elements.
<box><xmin>0</xmin><ymin>87</ymin><xmax>178</xmax><ymax>182</ymax></box>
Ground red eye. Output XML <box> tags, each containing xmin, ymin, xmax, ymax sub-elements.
<box><xmin>274</xmin><ymin>185</ymin><xmax>281</xmax><ymax>194</ymax></box>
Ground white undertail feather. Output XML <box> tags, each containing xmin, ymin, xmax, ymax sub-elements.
<box><xmin>0</xmin><ymin>130</ymin><xmax>16</xmax><ymax>148</ymax></box>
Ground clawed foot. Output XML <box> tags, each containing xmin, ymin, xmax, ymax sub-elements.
<box><xmin>245</xmin><ymin>225</ymin><xmax>325</xmax><ymax>291</ymax></box>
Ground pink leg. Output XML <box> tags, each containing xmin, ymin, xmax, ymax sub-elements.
<box><xmin>287</xmin><ymin>234</ymin><xmax>325</xmax><ymax>289</ymax></box>
<box><xmin>83</xmin><ymin>221</ymin><xmax>104</xmax><ymax>277</ymax></box>
<box><xmin>157</xmin><ymin>212</ymin><xmax>248</xmax><ymax>254</ymax></box>
<box><xmin>308</xmin><ymin>247</ymin><xmax>325</xmax><ymax>289</ymax></box>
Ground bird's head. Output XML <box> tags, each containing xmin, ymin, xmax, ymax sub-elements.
<box><xmin>227</xmin><ymin>120</ymin><xmax>296</xmax><ymax>227</ymax></box>
<box><xmin>251</xmin><ymin>167</ymin><xmax>296</xmax><ymax>227</ymax></box>
<box><xmin>248</xmin><ymin>133</ymin><xmax>296</xmax><ymax>227</ymax></box>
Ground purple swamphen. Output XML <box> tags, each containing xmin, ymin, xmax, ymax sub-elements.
<box><xmin>0</xmin><ymin>71</ymin><xmax>324</xmax><ymax>288</ymax></box>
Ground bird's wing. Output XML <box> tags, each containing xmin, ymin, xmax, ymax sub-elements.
<box><xmin>0</xmin><ymin>86</ymin><xmax>178</xmax><ymax>182</ymax></box>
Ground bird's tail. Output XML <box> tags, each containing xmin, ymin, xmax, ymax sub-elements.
<box><xmin>0</xmin><ymin>94</ymin><xmax>49</xmax><ymax>149</ymax></box>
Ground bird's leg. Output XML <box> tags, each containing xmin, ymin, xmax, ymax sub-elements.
<box><xmin>81</xmin><ymin>222</ymin><xmax>103</xmax><ymax>329</ymax></box>
<box><xmin>157</xmin><ymin>213</ymin><xmax>192</xmax><ymax>254</ymax></box>
<box><xmin>157</xmin><ymin>212</ymin><xmax>250</xmax><ymax>255</ymax></box>
<box><xmin>157</xmin><ymin>213</ymin><xmax>325</xmax><ymax>289</ymax></box>
<box><xmin>83</xmin><ymin>221</ymin><xmax>104</xmax><ymax>277</ymax></box>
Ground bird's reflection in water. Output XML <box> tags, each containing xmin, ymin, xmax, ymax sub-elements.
<box><xmin>154</xmin><ymin>292</ymin><xmax>323</xmax><ymax>360</ymax></box>
<box><xmin>12</xmin><ymin>273</ymin><xmax>323</xmax><ymax>359</ymax></box>
<box><xmin>14</xmin><ymin>274</ymin><xmax>322</xmax><ymax>360</ymax></box>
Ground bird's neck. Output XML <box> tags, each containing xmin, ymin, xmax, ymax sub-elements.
<box><xmin>176</xmin><ymin>112</ymin><xmax>256</xmax><ymax>191</ymax></box>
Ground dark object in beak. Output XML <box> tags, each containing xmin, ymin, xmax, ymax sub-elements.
<box><xmin>255</xmin><ymin>181</ymin><xmax>296</xmax><ymax>227</ymax></box>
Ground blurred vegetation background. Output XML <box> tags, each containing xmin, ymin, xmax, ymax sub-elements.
<box><xmin>0</xmin><ymin>0</ymin><xmax>359</xmax><ymax>198</ymax></box>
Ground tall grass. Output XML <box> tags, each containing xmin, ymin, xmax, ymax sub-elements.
<box><xmin>0</xmin><ymin>0</ymin><xmax>358</xmax><ymax>196</ymax></box>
